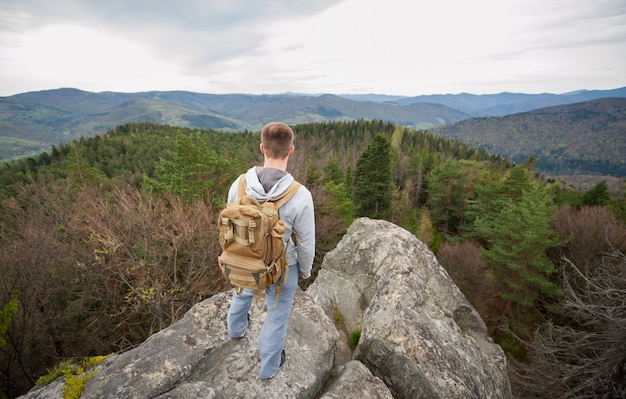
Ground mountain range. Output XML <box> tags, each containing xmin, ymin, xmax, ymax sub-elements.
<box><xmin>1</xmin><ymin>87</ymin><xmax>625</xmax><ymax>184</ymax></box>
<box><xmin>344</xmin><ymin>86</ymin><xmax>626</xmax><ymax>116</ymax></box>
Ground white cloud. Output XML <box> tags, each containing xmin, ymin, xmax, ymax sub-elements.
<box><xmin>0</xmin><ymin>0</ymin><xmax>624</xmax><ymax>96</ymax></box>
<box><xmin>182</xmin><ymin>0</ymin><xmax>626</xmax><ymax>95</ymax></box>
<box><xmin>0</xmin><ymin>23</ymin><xmax>193</xmax><ymax>93</ymax></box>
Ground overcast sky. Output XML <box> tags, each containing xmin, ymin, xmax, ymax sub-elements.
<box><xmin>1</xmin><ymin>0</ymin><xmax>625</xmax><ymax>97</ymax></box>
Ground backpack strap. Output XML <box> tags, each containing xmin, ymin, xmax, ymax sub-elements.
<box><xmin>273</xmin><ymin>180</ymin><xmax>301</xmax><ymax>208</ymax></box>
<box><xmin>237</xmin><ymin>174</ymin><xmax>300</xmax><ymax>209</ymax></box>
<box><xmin>274</xmin><ymin>180</ymin><xmax>301</xmax><ymax>248</ymax></box>
<box><xmin>237</xmin><ymin>174</ymin><xmax>247</xmax><ymax>197</ymax></box>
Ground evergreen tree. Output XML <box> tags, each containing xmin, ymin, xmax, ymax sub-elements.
<box><xmin>322</xmin><ymin>181</ymin><xmax>354</xmax><ymax>226</ymax></box>
<box><xmin>464</xmin><ymin>164</ymin><xmax>531</xmax><ymax>240</ymax></box>
<box><xmin>475</xmin><ymin>184</ymin><xmax>561</xmax><ymax>310</ymax></box>
<box><xmin>501</xmin><ymin>164</ymin><xmax>533</xmax><ymax>201</ymax></box>
<box><xmin>323</xmin><ymin>158</ymin><xmax>344</xmax><ymax>185</ymax></box>
<box><xmin>425</xmin><ymin>160</ymin><xmax>466</xmax><ymax>236</ymax></box>
<box><xmin>581</xmin><ymin>180</ymin><xmax>611</xmax><ymax>207</ymax></box>
<box><xmin>144</xmin><ymin>133</ymin><xmax>234</xmax><ymax>205</ymax></box>
<box><xmin>610</xmin><ymin>179</ymin><xmax>626</xmax><ymax>223</ymax></box>
<box><xmin>353</xmin><ymin>135</ymin><xmax>393</xmax><ymax>219</ymax></box>
<box><xmin>344</xmin><ymin>166</ymin><xmax>353</xmax><ymax>191</ymax></box>
<box><xmin>305</xmin><ymin>160</ymin><xmax>321</xmax><ymax>188</ymax></box>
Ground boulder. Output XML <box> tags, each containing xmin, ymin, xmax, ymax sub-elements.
<box><xmin>307</xmin><ymin>218</ymin><xmax>511</xmax><ymax>399</ymax></box>
<box><xmin>20</xmin><ymin>217</ymin><xmax>510</xmax><ymax>399</ymax></box>
<box><xmin>320</xmin><ymin>360</ymin><xmax>393</xmax><ymax>398</ymax></box>
<box><xmin>81</xmin><ymin>289</ymin><xmax>337</xmax><ymax>399</ymax></box>
<box><xmin>21</xmin><ymin>290</ymin><xmax>343</xmax><ymax>399</ymax></box>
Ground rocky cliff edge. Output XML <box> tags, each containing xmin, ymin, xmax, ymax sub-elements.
<box><xmin>21</xmin><ymin>218</ymin><xmax>511</xmax><ymax>399</ymax></box>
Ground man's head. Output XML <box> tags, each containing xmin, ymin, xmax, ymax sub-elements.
<box><xmin>261</xmin><ymin>122</ymin><xmax>294</xmax><ymax>160</ymax></box>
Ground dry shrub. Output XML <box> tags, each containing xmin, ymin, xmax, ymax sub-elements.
<box><xmin>73</xmin><ymin>186</ymin><xmax>229</xmax><ymax>342</ymax></box>
<box><xmin>552</xmin><ymin>205</ymin><xmax>626</xmax><ymax>285</ymax></box>
<box><xmin>436</xmin><ymin>240</ymin><xmax>497</xmax><ymax>323</ymax></box>
<box><xmin>0</xmin><ymin>176</ymin><xmax>229</xmax><ymax>397</ymax></box>
<box><xmin>1</xmin><ymin>176</ymin><xmax>90</xmax><ymax>397</ymax></box>
<box><xmin>507</xmin><ymin>205</ymin><xmax>626</xmax><ymax>398</ymax></box>
<box><xmin>511</xmin><ymin>249</ymin><xmax>626</xmax><ymax>399</ymax></box>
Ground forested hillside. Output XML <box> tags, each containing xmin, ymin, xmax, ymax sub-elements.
<box><xmin>1</xmin><ymin>121</ymin><xmax>624</xmax><ymax>398</ymax></box>
<box><xmin>431</xmin><ymin>98</ymin><xmax>626</xmax><ymax>186</ymax></box>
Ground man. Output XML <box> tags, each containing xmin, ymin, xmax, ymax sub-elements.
<box><xmin>226</xmin><ymin>122</ymin><xmax>315</xmax><ymax>380</ymax></box>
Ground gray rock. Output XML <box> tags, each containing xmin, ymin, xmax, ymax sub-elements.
<box><xmin>80</xmin><ymin>289</ymin><xmax>337</xmax><ymax>399</ymax></box>
<box><xmin>307</xmin><ymin>218</ymin><xmax>511</xmax><ymax>399</ymax></box>
<box><xmin>153</xmin><ymin>381</ymin><xmax>215</xmax><ymax>399</ymax></box>
<box><xmin>320</xmin><ymin>360</ymin><xmax>393</xmax><ymax>398</ymax></box>
<box><xmin>17</xmin><ymin>378</ymin><xmax>65</xmax><ymax>399</ymax></box>
<box><xmin>20</xmin><ymin>217</ymin><xmax>511</xmax><ymax>399</ymax></box>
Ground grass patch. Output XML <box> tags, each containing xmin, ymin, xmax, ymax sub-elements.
<box><xmin>332</xmin><ymin>305</ymin><xmax>344</xmax><ymax>324</ymax></box>
<box><xmin>36</xmin><ymin>356</ymin><xmax>106</xmax><ymax>399</ymax></box>
<box><xmin>348</xmin><ymin>329</ymin><xmax>361</xmax><ymax>349</ymax></box>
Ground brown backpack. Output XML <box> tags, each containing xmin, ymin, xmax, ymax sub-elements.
<box><xmin>217</xmin><ymin>174</ymin><xmax>300</xmax><ymax>298</ymax></box>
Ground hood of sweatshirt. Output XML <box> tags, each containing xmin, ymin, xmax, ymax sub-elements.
<box><xmin>244</xmin><ymin>166</ymin><xmax>295</xmax><ymax>201</ymax></box>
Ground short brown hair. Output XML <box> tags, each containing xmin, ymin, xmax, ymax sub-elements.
<box><xmin>261</xmin><ymin>122</ymin><xmax>294</xmax><ymax>159</ymax></box>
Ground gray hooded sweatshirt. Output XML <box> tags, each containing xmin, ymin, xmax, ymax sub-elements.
<box><xmin>226</xmin><ymin>166</ymin><xmax>315</xmax><ymax>277</ymax></box>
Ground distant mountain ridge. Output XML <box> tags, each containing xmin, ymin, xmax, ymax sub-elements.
<box><xmin>343</xmin><ymin>87</ymin><xmax>626</xmax><ymax>116</ymax></box>
<box><xmin>0</xmin><ymin>89</ymin><xmax>471</xmax><ymax>161</ymax></box>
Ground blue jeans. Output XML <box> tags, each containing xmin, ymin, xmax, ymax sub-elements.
<box><xmin>227</xmin><ymin>263</ymin><xmax>299</xmax><ymax>379</ymax></box>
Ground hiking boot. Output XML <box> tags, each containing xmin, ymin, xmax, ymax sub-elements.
<box><xmin>265</xmin><ymin>350</ymin><xmax>285</xmax><ymax>380</ymax></box>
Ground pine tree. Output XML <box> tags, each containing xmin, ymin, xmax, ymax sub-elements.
<box><xmin>322</xmin><ymin>181</ymin><xmax>354</xmax><ymax>226</ymax></box>
<box><xmin>609</xmin><ymin>179</ymin><xmax>626</xmax><ymax>223</ymax></box>
<box><xmin>144</xmin><ymin>133</ymin><xmax>234</xmax><ymax>205</ymax></box>
<box><xmin>353</xmin><ymin>135</ymin><xmax>393</xmax><ymax>219</ymax></box>
<box><xmin>464</xmin><ymin>164</ymin><xmax>531</xmax><ymax>240</ymax></box>
<box><xmin>425</xmin><ymin>160</ymin><xmax>466</xmax><ymax>236</ymax></box>
<box><xmin>323</xmin><ymin>158</ymin><xmax>344</xmax><ymax>185</ymax></box>
<box><xmin>475</xmin><ymin>184</ymin><xmax>561</xmax><ymax>310</ymax></box>
<box><xmin>305</xmin><ymin>160</ymin><xmax>321</xmax><ymax>188</ymax></box>
<box><xmin>581</xmin><ymin>180</ymin><xmax>611</xmax><ymax>207</ymax></box>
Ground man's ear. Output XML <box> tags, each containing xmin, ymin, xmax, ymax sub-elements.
<box><xmin>260</xmin><ymin>143</ymin><xmax>265</xmax><ymax>154</ymax></box>
<box><xmin>288</xmin><ymin>145</ymin><xmax>294</xmax><ymax>156</ymax></box>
